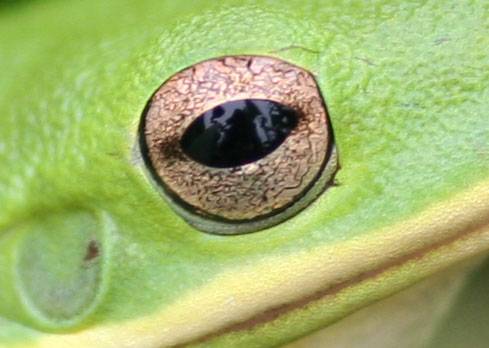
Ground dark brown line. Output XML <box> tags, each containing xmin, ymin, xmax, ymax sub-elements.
<box><xmin>354</xmin><ymin>56</ymin><xmax>378</xmax><ymax>66</ymax></box>
<box><xmin>271</xmin><ymin>45</ymin><xmax>320</xmax><ymax>54</ymax></box>
<box><xmin>173</xmin><ymin>214</ymin><xmax>489</xmax><ymax>347</ymax></box>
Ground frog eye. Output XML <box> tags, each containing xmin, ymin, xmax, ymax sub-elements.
<box><xmin>141</xmin><ymin>56</ymin><xmax>337</xmax><ymax>234</ymax></box>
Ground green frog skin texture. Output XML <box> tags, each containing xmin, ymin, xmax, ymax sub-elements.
<box><xmin>1</xmin><ymin>1</ymin><xmax>489</xmax><ymax>347</ymax></box>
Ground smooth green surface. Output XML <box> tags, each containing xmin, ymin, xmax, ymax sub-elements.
<box><xmin>429</xmin><ymin>256</ymin><xmax>489</xmax><ymax>348</ymax></box>
<box><xmin>1</xmin><ymin>0</ymin><xmax>488</xmax><ymax>347</ymax></box>
<box><xmin>14</xmin><ymin>211</ymin><xmax>109</xmax><ymax>329</ymax></box>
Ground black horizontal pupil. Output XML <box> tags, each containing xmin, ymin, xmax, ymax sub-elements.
<box><xmin>180</xmin><ymin>99</ymin><xmax>299</xmax><ymax>168</ymax></box>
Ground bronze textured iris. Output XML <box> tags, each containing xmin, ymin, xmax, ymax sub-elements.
<box><xmin>141</xmin><ymin>56</ymin><xmax>337</xmax><ymax>235</ymax></box>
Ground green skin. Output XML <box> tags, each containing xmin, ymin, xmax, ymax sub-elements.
<box><xmin>1</xmin><ymin>0</ymin><xmax>489</xmax><ymax>347</ymax></box>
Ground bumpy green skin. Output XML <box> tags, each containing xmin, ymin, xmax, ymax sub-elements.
<box><xmin>0</xmin><ymin>0</ymin><xmax>489</xmax><ymax>347</ymax></box>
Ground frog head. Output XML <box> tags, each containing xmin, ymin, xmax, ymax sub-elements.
<box><xmin>1</xmin><ymin>1</ymin><xmax>489</xmax><ymax>347</ymax></box>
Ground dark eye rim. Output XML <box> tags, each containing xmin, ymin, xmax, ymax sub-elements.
<box><xmin>137</xmin><ymin>55</ymin><xmax>338</xmax><ymax>235</ymax></box>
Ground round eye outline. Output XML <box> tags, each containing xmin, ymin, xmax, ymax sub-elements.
<box><xmin>139</xmin><ymin>55</ymin><xmax>338</xmax><ymax>235</ymax></box>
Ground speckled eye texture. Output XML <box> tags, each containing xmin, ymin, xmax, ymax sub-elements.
<box><xmin>141</xmin><ymin>55</ymin><xmax>337</xmax><ymax>234</ymax></box>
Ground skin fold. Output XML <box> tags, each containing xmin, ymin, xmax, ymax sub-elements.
<box><xmin>0</xmin><ymin>0</ymin><xmax>488</xmax><ymax>347</ymax></box>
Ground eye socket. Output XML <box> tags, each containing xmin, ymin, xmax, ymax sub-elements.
<box><xmin>142</xmin><ymin>56</ymin><xmax>337</xmax><ymax>234</ymax></box>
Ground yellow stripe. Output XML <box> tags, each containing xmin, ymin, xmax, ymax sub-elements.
<box><xmin>17</xmin><ymin>178</ymin><xmax>489</xmax><ymax>348</ymax></box>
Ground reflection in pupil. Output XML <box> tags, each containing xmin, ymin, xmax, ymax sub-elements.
<box><xmin>180</xmin><ymin>99</ymin><xmax>299</xmax><ymax>168</ymax></box>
